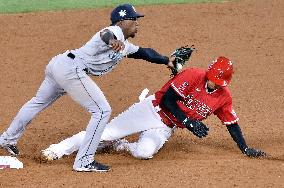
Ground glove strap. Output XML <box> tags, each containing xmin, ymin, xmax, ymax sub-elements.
<box><xmin>182</xmin><ymin>118</ymin><xmax>194</xmax><ymax>128</ymax></box>
<box><xmin>182</xmin><ymin>118</ymin><xmax>189</xmax><ymax>125</ymax></box>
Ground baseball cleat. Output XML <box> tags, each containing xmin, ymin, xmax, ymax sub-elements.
<box><xmin>41</xmin><ymin>149</ymin><xmax>59</xmax><ymax>161</ymax></box>
<box><xmin>74</xmin><ymin>160</ymin><xmax>110</xmax><ymax>172</ymax></box>
<box><xmin>1</xmin><ymin>144</ymin><xmax>19</xmax><ymax>156</ymax></box>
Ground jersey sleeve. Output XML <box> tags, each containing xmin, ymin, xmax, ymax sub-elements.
<box><xmin>104</xmin><ymin>26</ymin><xmax>139</xmax><ymax>55</ymax></box>
<box><xmin>123</xmin><ymin>40</ymin><xmax>139</xmax><ymax>55</ymax></box>
<box><xmin>106</xmin><ymin>26</ymin><xmax>124</xmax><ymax>41</ymax></box>
<box><xmin>214</xmin><ymin>97</ymin><xmax>239</xmax><ymax>125</ymax></box>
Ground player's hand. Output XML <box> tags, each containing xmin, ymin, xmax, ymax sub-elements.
<box><xmin>184</xmin><ymin>119</ymin><xmax>209</xmax><ymax>138</ymax></box>
<box><xmin>243</xmin><ymin>147</ymin><xmax>266</xmax><ymax>158</ymax></box>
<box><xmin>167</xmin><ymin>56</ymin><xmax>175</xmax><ymax>69</ymax></box>
<box><xmin>109</xmin><ymin>39</ymin><xmax>125</xmax><ymax>52</ymax></box>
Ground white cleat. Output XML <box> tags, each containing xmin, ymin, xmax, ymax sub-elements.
<box><xmin>41</xmin><ymin>149</ymin><xmax>59</xmax><ymax>161</ymax></box>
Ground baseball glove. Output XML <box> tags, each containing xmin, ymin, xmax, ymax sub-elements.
<box><xmin>170</xmin><ymin>45</ymin><xmax>196</xmax><ymax>76</ymax></box>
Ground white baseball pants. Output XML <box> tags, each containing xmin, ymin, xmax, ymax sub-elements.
<box><xmin>44</xmin><ymin>95</ymin><xmax>174</xmax><ymax>159</ymax></box>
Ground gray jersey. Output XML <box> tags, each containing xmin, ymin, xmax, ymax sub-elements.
<box><xmin>71</xmin><ymin>25</ymin><xmax>139</xmax><ymax>76</ymax></box>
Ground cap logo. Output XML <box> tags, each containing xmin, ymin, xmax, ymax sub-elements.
<box><xmin>132</xmin><ymin>5</ymin><xmax>137</xmax><ymax>12</ymax></box>
<box><xmin>218</xmin><ymin>70</ymin><xmax>224</xmax><ymax>78</ymax></box>
<box><xmin>119</xmin><ymin>10</ymin><xmax>127</xmax><ymax>17</ymax></box>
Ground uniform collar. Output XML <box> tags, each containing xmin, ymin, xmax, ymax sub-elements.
<box><xmin>114</xmin><ymin>25</ymin><xmax>125</xmax><ymax>41</ymax></box>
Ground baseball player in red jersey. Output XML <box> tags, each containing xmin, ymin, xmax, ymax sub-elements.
<box><xmin>42</xmin><ymin>57</ymin><xmax>266</xmax><ymax>161</ymax></box>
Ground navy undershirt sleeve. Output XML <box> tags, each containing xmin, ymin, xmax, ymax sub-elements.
<box><xmin>226</xmin><ymin>123</ymin><xmax>248</xmax><ymax>152</ymax></box>
<box><xmin>160</xmin><ymin>87</ymin><xmax>188</xmax><ymax>122</ymax></box>
<box><xmin>127</xmin><ymin>47</ymin><xmax>169</xmax><ymax>65</ymax></box>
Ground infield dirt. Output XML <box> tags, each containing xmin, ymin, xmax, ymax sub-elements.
<box><xmin>0</xmin><ymin>0</ymin><xmax>283</xmax><ymax>187</ymax></box>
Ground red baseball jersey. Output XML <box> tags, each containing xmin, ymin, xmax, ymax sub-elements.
<box><xmin>154</xmin><ymin>68</ymin><xmax>239</xmax><ymax>128</ymax></box>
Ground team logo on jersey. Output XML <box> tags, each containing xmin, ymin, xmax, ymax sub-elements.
<box><xmin>182</xmin><ymin>95</ymin><xmax>212</xmax><ymax>118</ymax></box>
<box><xmin>177</xmin><ymin>82</ymin><xmax>189</xmax><ymax>93</ymax></box>
<box><xmin>119</xmin><ymin>10</ymin><xmax>127</xmax><ymax>17</ymax></box>
<box><xmin>109</xmin><ymin>51</ymin><xmax>123</xmax><ymax>61</ymax></box>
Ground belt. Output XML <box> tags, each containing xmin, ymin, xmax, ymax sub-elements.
<box><xmin>67</xmin><ymin>52</ymin><xmax>75</xmax><ymax>59</ymax></box>
<box><xmin>152</xmin><ymin>101</ymin><xmax>175</xmax><ymax>128</ymax></box>
<box><xmin>67</xmin><ymin>52</ymin><xmax>90</xmax><ymax>74</ymax></box>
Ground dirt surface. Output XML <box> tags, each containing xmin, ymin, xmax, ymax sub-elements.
<box><xmin>0</xmin><ymin>0</ymin><xmax>283</xmax><ymax>187</ymax></box>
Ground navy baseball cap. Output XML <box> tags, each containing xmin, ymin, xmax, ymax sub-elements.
<box><xmin>110</xmin><ymin>4</ymin><xmax>144</xmax><ymax>25</ymax></box>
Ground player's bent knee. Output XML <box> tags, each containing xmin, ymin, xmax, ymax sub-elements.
<box><xmin>134</xmin><ymin>146</ymin><xmax>155</xmax><ymax>159</ymax></box>
<box><xmin>134</xmin><ymin>142</ymin><xmax>157</xmax><ymax>159</ymax></box>
<box><xmin>101</xmin><ymin>102</ymin><xmax>112</xmax><ymax>115</ymax></box>
<box><xmin>90</xmin><ymin>105</ymin><xmax>112</xmax><ymax>118</ymax></box>
<box><xmin>102</xmin><ymin>107</ymin><xmax>112</xmax><ymax>119</ymax></box>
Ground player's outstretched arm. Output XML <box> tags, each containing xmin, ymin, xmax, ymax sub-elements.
<box><xmin>127</xmin><ymin>47</ymin><xmax>173</xmax><ymax>67</ymax></box>
<box><xmin>226</xmin><ymin>124</ymin><xmax>266</xmax><ymax>158</ymax></box>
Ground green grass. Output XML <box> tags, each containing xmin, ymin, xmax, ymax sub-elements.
<box><xmin>0</xmin><ymin>0</ymin><xmax>228</xmax><ymax>14</ymax></box>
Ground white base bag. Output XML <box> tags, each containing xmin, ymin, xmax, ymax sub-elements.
<box><xmin>0</xmin><ymin>156</ymin><xmax>23</xmax><ymax>169</ymax></box>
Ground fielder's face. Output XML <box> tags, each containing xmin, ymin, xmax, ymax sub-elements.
<box><xmin>120</xmin><ymin>18</ymin><xmax>139</xmax><ymax>39</ymax></box>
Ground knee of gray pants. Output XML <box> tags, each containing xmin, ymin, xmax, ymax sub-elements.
<box><xmin>89</xmin><ymin>102</ymin><xmax>112</xmax><ymax>119</ymax></box>
<box><xmin>99</xmin><ymin>106</ymin><xmax>112</xmax><ymax>119</ymax></box>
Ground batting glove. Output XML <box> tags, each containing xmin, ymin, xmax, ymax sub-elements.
<box><xmin>243</xmin><ymin>147</ymin><xmax>266</xmax><ymax>158</ymax></box>
<box><xmin>183</xmin><ymin>118</ymin><xmax>209</xmax><ymax>138</ymax></box>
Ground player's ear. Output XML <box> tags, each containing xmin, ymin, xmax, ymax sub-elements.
<box><xmin>116</xmin><ymin>20</ymin><xmax>123</xmax><ymax>27</ymax></box>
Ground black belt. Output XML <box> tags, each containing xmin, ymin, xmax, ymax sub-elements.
<box><xmin>152</xmin><ymin>101</ymin><xmax>175</xmax><ymax>128</ymax></box>
<box><xmin>67</xmin><ymin>52</ymin><xmax>90</xmax><ymax>74</ymax></box>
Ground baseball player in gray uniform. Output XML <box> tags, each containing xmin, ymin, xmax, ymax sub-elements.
<box><xmin>0</xmin><ymin>4</ymin><xmax>175</xmax><ymax>172</ymax></box>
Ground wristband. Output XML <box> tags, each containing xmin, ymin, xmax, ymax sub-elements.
<box><xmin>182</xmin><ymin>118</ymin><xmax>189</xmax><ymax>125</ymax></box>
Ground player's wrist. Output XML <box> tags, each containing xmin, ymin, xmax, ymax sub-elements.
<box><xmin>182</xmin><ymin>118</ymin><xmax>195</xmax><ymax>128</ymax></box>
<box><xmin>182</xmin><ymin>117</ymin><xmax>196</xmax><ymax>124</ymax></box>
<box><xmin>242</xmin><ymin>147</ymin><xmax>249</xmax><ymax>154</ymax></box>
<box><xmin>182</xmin><ymin>118</ymin><xmax>189</xmax><ymax>125</ymax></box>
